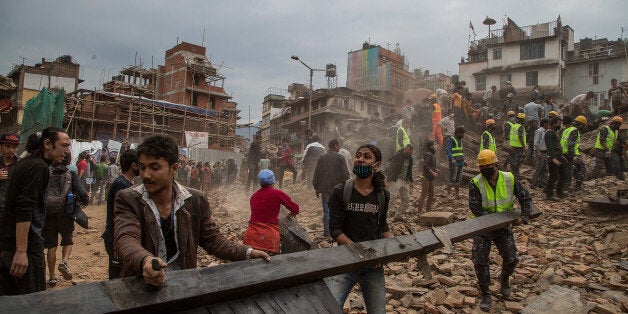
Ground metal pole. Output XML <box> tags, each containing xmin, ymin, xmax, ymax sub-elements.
<box><xmin>308</xmin><ymin>69</ymin><xmax>313</xmax><ymax>129</ymax></box>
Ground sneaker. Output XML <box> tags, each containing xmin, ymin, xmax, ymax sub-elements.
<box><xmin>47</xmin><ymin>278</ymin><xmax>58</xmax><ymax>287</ymax></box>
<box><xmin>58</xmin><ymin>261</ymin><xmax>73</xmax><ymax>281</ymax></box>
<box><xmin>500</xmin><ymin>276</ymin><xmax>512</xmax><ymax>299</ymax></box>
<box><xmin>479</xmin><ymin>294</ymin><xmax>492</xmax><ymax>311</ymax></box>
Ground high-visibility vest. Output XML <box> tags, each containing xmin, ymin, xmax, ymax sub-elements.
<box><xmin>451</xmin><ymin>136</ymin><xmax>463</xmax><ymax>157</ymax></box>
<box><xmin>396</xmin><ymin>126</ymin><xmax>411</xmax><ymax>151</ymax></box>
<box><xmin>470</xmin><ymin>171</ymin><xmax>515</xmax><ymax>218</ymax></box>
<box><xmin>594</xmin><ymin>125</ymin><xmax>617</xmax><ymax>152</ymax></box>
<box><xmin>480</xmin><ymin>130</ymin><xmax>496</xmax><ymax>153</ymax></box>
<box><xmin>560</xmin><ymin>126</ymin><xmax>580</xmax><ymax>156</ymax></box>
<box><xmin>432</xmin><ymin>103</ymin><xmax>442</xmax><ymax>122</ymax></box>
<box><xmin>509</xmin><ymin>123</ymin><xmax>526</xmax><ymax>148</ymax></box>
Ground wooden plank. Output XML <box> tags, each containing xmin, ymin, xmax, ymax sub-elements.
<box><xmin>0</xmin><ymin>207</ymin><xmax>540</xmax><ymax>313</ymax></box>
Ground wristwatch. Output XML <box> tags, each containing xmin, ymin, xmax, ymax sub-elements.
<box><xmin>245</xmin><ymin>247</ymin><xmax>253</xmax><ymax>259</ymax></box>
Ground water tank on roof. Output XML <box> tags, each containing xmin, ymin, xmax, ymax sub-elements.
<box><xmin>326</xmin><ymin>64</ymin><xmax>336</xmax><ymax>78</ymax></box>
<box><xmin>581</xmin><ymin>38</ymin><xmax>593</xmax><ymax>50</ymax></box>
<box><xmin>58</xmin><ymin>55</ymin><xmax>72</xmax><ymax>64</ymax></box>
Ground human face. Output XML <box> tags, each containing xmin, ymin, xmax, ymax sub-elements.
<box><xmin>354</xmin><ymin>147</ymin><xmax>380</xmax><ymax>169</ymax></box>
<box><xmin>139</xmin><ymin>154</ymin><xmax>178</xmax><ymax>196</ymax></box>
<box><xmin>44</xmin><ymin>132</ymin><xmax>70</xmax><ymax>165</ymax></box>
<box><xmin>1</xmin><ymin>143</ymin><xmax>19</xmax><ymax>161</ymax></box>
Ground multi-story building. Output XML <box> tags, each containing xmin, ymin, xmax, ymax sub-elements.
<box><xmin>414</xmin><ymin>69</ymin><xmax>453</xmax><ymax>91</ymax></box>
<box><xmin>260</xmin><ymin>93</ymin><xmax>290</xmax><ymax>145</ymax></box>
<box><xmin>565</xmin><ymin>38</ymin><xmax>628</xmax><ymax>111</ymax></box>
<box><xmin>6</xmin><ymin>56</ymin><xmax>82</xmax><ymax>130</ymax></box>
<box><xmin>459</xmin><ymin>17</ymin><xmax>574</xmax><ymax>100</ymax></box>
<box><xmin>347</xmin><ymin>42</ymin><xmax>414</xmax><ymax>105</ymax></box>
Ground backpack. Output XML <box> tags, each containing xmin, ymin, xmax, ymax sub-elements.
<box><xmin>342</xmin><ymin>178</ymin><xmax>386</xmax><ymax>237</ymax></box>
<box><xmin>46</xmin><ymin>168</ymin><xmax>72</xmax><ymax>214</ymax></box>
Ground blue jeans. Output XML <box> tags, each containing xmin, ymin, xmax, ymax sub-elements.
<box><xmin>321</xmin><ymin>194</ymin><xmax>331</xmax><ymax>236</ymax></box>
<box><xmin>447</xmin><ymin>159</ymin><xmax>463</xmax><ymax>186</ymax></box>
<box><xmin>327</xmin><ymin>267</ymin><xmax>386</xmax><ymax>313</ymax></box>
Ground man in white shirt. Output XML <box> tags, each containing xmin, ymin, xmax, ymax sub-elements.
<box><xmin>567</xmin><ymin>92</ymin><xmax>594</xmax><ymax>117</ymax></box>
<box><xmin>531</xmin><ymin>118</ymin><xmax>549</xmax><ymax>188</ymax></box>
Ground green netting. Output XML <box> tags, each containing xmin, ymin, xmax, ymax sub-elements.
<box><xmin>19</xmin><ymin>87</ymin><xmax>65</xmax><ymax>143</ymax></box>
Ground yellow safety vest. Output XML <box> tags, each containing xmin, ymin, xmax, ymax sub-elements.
<box><xmin>509</xmin><ymin>123</ymin><xmax>526</xmax><ymax>148</ymax></box>
<box><xmin>470</xmin><ymin>171</ymin><xmax>515</xmax><ymax>218</ymax></box>
<box><xmin>451</xmin><ymin>136</ymin><xmax>463</xmax><ymax>157</ymax></box>
<box><xmin>396</xmin><ymin>126</ymin><xmax>411</xmax><ymax>151</ymax></box>
<box><xmin>594</xmin><ymin>125</ymin><xmax>617</xmax><ymax>152</ymax></box>
<box><xmin>560</xmin><ymin>126</ymin><xmax>580</xmax><ymax>156</ymax></box>
<box><xmin>480</xmin><ymin>130</ymin><xmax>496</xmax><ymax>153</ymax></box>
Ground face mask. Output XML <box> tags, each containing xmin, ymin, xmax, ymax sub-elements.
<box><xmin>353</xmin><ymin>164</ymin><xmax>374</xmax><ymax>179</ymax></box>
<box><xmin>480</xmin><ymin>166</ymin><xmax>496</xmax><ymax>179</ymax></box>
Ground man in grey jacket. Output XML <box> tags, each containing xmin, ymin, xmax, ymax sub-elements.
<box><xmin>312</xmin><ymin>139</ymin><xmax>350</xmax><ymax>238</ymax></box>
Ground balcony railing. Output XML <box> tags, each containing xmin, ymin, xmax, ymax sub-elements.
<box><xmin>470</xmin><ymin>21</ymin><xmax>558</xmax><ymax>48</ymax></box>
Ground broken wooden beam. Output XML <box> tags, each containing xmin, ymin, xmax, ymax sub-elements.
<box><xmin>0</xmin><ymin>206</ymin><xmax>541</xmax><ymax>313</ymax></box>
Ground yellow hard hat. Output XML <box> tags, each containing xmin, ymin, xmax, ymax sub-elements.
<box><xmin>575</xmin><ymin>115</ymin><xmax>587</xmax><ymax>125</ymax></box>
<box><xmin>612</xmin><ymin>116</ymin><xmax>623</xmax><ymax>123</ymax></box>
<box><xmin>477</xmin><ymin>149</ymin><xmax>499</xmax><ymax>166</ymax></box>
<box><xmin>507</xmin><ymin>111</ymin><xmax>515</xmax><ymax>116</ymax></box>
<box><xmin>429</xmin><ymin>94</ymin><xmax>437</xmax><ymax>100</ymax></box>
<box><xmin>485</xmin><ymin>119</ymin><xmax>495</xmax><ymax>125</ymax></box>
<box><xmin>548</xmin><ymin>111</ymin><xmax>558</xmax><ymax>116</ymax></box>
<box><xmin>517</xmin><ymin>113</ymin><xmax>526</xmax><ymax>119</ymax></box>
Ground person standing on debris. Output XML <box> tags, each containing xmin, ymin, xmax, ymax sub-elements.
<box><xmin>245</xmin><ymin>134</ymin><xmax>263</xmax><ymax>193</ymax></box>
<box><xmin>0</xmin><ymin>127</ymin><xmax>70</xmax><ymax>295</ymax></box>
<box><xmin>385</xmin><ymin>144</ymin><xmax>414</xmax><ymax>222</ymax></box>
<box><xmin>102</xmin><ymin>149</ymin><xmax>139</xmax><ymax>280</ymax></box>
<box><xmin>301</xmin><ymin>135</ymin><xmax>326</xmax><ymax>188</ymax></box>
<box><xmin>483</xmin><ymin>85</ymin><xmax>498</xmax><ymax>109</ymax></box>
<box><xmin>429</xmin><ymin>94</ymin><xmax>444</xmax><ymax>147</ymax></box>
<box><xmin>502</xmin><ymin>93</ymin><xmax>518</xmax><ymax>116</ymax></box>
<box><xmin>438</xmin><ymin>111</ymin><xmax>456</xmax><ymax>160</ymax></box>
<box><xmin>446</xmin><ymin>126</ymin><xmax>466</xmax><ymax>197</ymax></box>
<box><xmin>313</xmin><ymin>139</ymin><xmax>350</xmax><ymax>237</ymax></box>
<box><xmin>543</xmin><ymin>95</ymin><xmax>557</xmax><ymax>118</ymax></box>
<box><xmin>502</xmin><ymin>111</ymin><xmax>516</xmax><ymax>154</ymax></box>
<box><xmin>567</xmin><ymin>91</ymin><xmax>594</xmax><ymax>118</ymax></box>
<box><xmin>417</xmin><ymin>140</ymin><xmax>439</xmax><ymax>213</ymax></box>
<box><xmin>591</xmin><ymin>116</ymin><xmax>622</xmax><ymax>179</ymax></box>
<box><xmin>499</xmin><ymin>81</ymin><xmax>517</xmax><ymax>102</ymax></box>
<box><xmin>480</xmin><ymin>119</ymin><xmax>497</xmax><ymax>154</ymax></box>
<box><xmin>524</xmin><ymin>97</ymin><xmax>544</xmax><ymax>163</ymax></box>
<box><xmin>42</xmin><ymin>154</ymin><xmax>88</xmax><ymax>287</ymax></box>
<box><xmin>328</xmin><ymin>144</ymin><xmax>392</xmax><ymax>313</ymax></box>
<box><xmin>531</xmin><ymin>118</ymin><xmax>549</xmax><ymax>189</ymax></box>
<box><xmin>243</xmin><ymin>169</ymin><xmax>299</xmax><ymax>254</ymax></box>
<box><xmin>0</xmin><ymin>133</ymin><xmax>20</xmax><ymax>225</ymax></box>
<box><xmin>561</xmin><ymin>115</ymin><xmax>588</xmax><ymax>192</ymax></box>
<box><xmin>607</xmin><ymin>79</ymin><xmax>628</xmax><ymax>114</ymax></box>
<box><xmin>470</xmin><ymin>149</ymin><xmax>531</xmax><ymax>311</ymax></box>
<box><xmin>278</xmin><ymin>138</ymin><xmax>298</xmax><ymax>188</ymax></box>
<box><xmin>396</xmin><ymin>118</ymin><xmax>412</xmax><ymax>153</ymax></box>
<box><xmin>114</xmin><ymin>134</ymin><xmax>270</xmax><ymax>287</ymax></box>
<box><xmin>505</xmin><ymin>113</ymin><xmax>527</xmax><ymax>180</ymax></box>
<box><xmin>544</xmin><ymin>117</ymin><xmax>566</xmax><ymax>201</ymax></box>
<box><xmin>611</xmin><ymin>124</ymin><xmax>628</xmax><ymax>180</ymax></box>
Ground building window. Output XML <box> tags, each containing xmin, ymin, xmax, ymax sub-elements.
<box><xmin>475</xmin><ymin>75</ymin><xmax>486</xmax><ymax>91</ymax></box>
<box><xmin>360</xmin><ymin>101</ymin><xmax>364</xmax><ymax>111</ymax></box>
<box><xmin>588</xmin><ymin>62</ymin><xmax>599</xmax><ymax>85</ymax></box>
<box><xmin>526</xmin><ymin>71</ymin><xmax>538</xmax><ymax>87</ymax></box>
<box><xmin>520</xmin><ymin>41</ymin><xmax>545</xmax><ymax>60</ymax></box>
<box><xmin>493</xmin><ymin>48</ymin><xmax>502</xmax><ymax>60</ymax></box>
<box><xmin>500</xmin><ymin>74</ymin><xmax>512</xmax><ymax>85</ymax></box>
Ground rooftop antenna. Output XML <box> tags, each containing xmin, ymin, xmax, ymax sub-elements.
<box><xmin>19</xmin><ymin>56</ymin><xmax>27</xmax><ymax>65</ymax></box>
<box><xmin>483</xmin><ymin>16</ymin><xmax>497</xmax><ymax>38</ymax></box>
<box><xmin>201</xmin><ymin>28</ymin><xmax>206</xmax><ymax>47</ymax></box>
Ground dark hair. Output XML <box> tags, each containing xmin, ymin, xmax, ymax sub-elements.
<box><xmin>586</xmin><ymin>91</ymin><xmax>594</xmax><ymax>98</ymax></box>
<box><xmin>196</xmin><ymin>162</ymin><xmax>203</xmax><ymax>168</ymax></box>
<box><xmin>25</xmin><ymin>127</ymin><xmax>65</xmax><ymax>157</ymax></box>
<box><xmin>119</xmin><ymin>149</ymin><xmax>138</xmax><ymax>172</ymax></box>
<box><xmin>355</xmin><ymin>144</ymin><xmax>385</xmax><ymax>189</ymax></box>
<box><xmin>109</xmin><ymin>156</ymin><xmax>116</xmax><ymax>164</ymax></box>
<box><xmin>137</xmin><ymin>134</ymin><xmax>179</xmax><ymax>165</ymax></box>
<box><xmin>424</xmin><ymin>140</ymin><xmax>435</xmax><ymax>152</ymax></box>
<box><xmin>100</xmin><ymin>155</ymin><xmax>107</xmax><ymax>163</ymax></box>
<box><xmin>563</xmin><ymin>116</ymin><xmax>574</xmax><ymax>125</ymax></box>
<box><xmin>455</xmin><ymin>126</ymin><xmax>466</xmax><ymax>134</ymax></box>
<box><xmin>540</xmin><ymin>118</ymin><xmax>549</xmax><ymax>127</ymax></box>
<box><xmin>611</xmin><ymin>78</ymin><xmax>617</xmax><ymax>83</ymax></box>
<box><xmin>311</xmin><ymin>135</ymin><xmax>320</xmax><ymax>142</ymax></box>
<box><xmin>328</xmin><ymin>138</ymin><xmax>339</xmax><ymax>149</ymax></box>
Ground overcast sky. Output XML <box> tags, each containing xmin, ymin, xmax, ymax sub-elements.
<box><xmin>1</xmin><ymin>0</ymin><xmax>625</xmax><ymax>123</ymax></box>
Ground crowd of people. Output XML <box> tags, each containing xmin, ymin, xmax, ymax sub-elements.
<box><xmin>0</xmin><ymin>78</ymin><xmax>625</xmax><ymax>312</ymax></box>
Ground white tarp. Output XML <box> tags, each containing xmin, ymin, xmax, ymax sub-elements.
<box><xmin>184</xmin><ymin>131</ymin><xmax>209</xmax><ymax>149</ymax></box>
<box><xmin>107</xmin><ymin>140</ymin><xmax>122</xmax><ymax>162</ymax></box>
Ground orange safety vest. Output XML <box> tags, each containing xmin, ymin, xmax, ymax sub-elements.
<box><xmin>432</xmin><ymin>103</ymin><xmax>442</xmax><ymax>122</ymax></box>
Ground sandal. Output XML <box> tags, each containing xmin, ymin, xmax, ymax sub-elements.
<box><xmin>48</xmin><ymin>278</ymin><xmax>58</xmax><ymax>287</ymax></box>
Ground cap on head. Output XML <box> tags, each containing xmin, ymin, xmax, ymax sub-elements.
<box><xmin>517</xmin><ymin>113</ymin><xmax>526</xmax><ymax>119</ymax></box>
<box><xmin>0</xmin><ymin>133</ymin><xmax>19</xmax><ymax>144</ymax></box>
<box><xmin>507</xmin><ymin>93</ymin><xmax>514</xmax><ymax>98</ymax></box>
<box><xmin>611</xmin><ymin>116</ymin><xmax>623</xmax><ymax>123</ymax></box>
<box><xmin>429</xmin><ymin>94</ymin><xmax>437</xmax><ymax>100</ymax></box>
<box><xmin>575</xmin><ymin>115</ymin><xmax>587</xmax><ymax>125</ymax></box>
<box><xmin>548</xmin><ymin>111</ymin><xmax>558</xmax><ymax>117</ymax></box>
<box><xmin>507</xmin><ymin>111</ymin><xmax>515</xmax><ymax>116</ymax></box>
<box><xmin>477</xmin><ymin>149</ymin><xmax>498</xmax><ymax>166</ymax></box>
<box><xmin>258</xmin><ymin>169</ymin><xmax>275</xmax><ymax>185</ymax></box>
<box><xmin>485</xmin><ymin>119</ymin><xmax>495</xmax><ymax>126</ymax></box>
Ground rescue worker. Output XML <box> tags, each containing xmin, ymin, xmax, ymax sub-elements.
<box><xmin>505</xmin><ymin>113</ymin><xmax>526</xmax><ymax>180</ymax></box>
<box><xmin>480</xmin><ymin>119</ymin><xmax>497</xmax><ymax>154</ymax></box>
<box><xmin>591</xmin><ymin>116</ymin><xmax>622</xmax><ymax>179</ymax></box>
<box><xmin>544</xmin><ymin>117</ymin><xmax>566</xmax><ymax>201</ymax></box>
<box><xmin>502</xmin><ymin>111</ymin><xmax>516</xmax><ymax>147</ymax></box>
<box><xmin>396</xmin><ymin>118</ymin><xmax>412</xmax><ymax>153</ymax></box>
<box><xmin>429</xmin><ymin>94</ymin><xmax>443</xmax><ymax>147</ymax></box>
<box><xmin>561</xmin><ymin>115</ymin><xmax>588</xmax><ymax>192</ymax></box>
<box><xmin>548</xmin><ymin>111</ymin><xmax>558</xmax><ymax>119</ymax></box>
<box><xmin>470</xmin><ymin>149</ymin><xmax>531</xmax><ymax>311</ymax></box>
<box><xmin>446</xmin><ymin>126</ymin><xmax>466</xmax><ymax>197</ymax></box>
